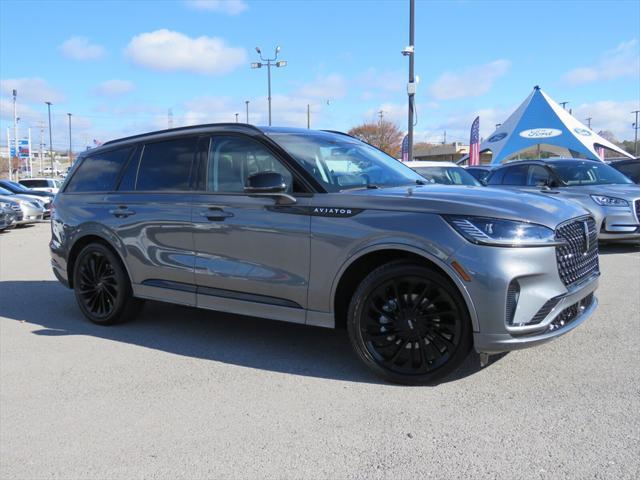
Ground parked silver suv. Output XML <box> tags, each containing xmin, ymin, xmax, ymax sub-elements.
<box><xmin>51</xmin><ymin>125</ymin><xmax>600</xmax><ymax>384</ymax></box>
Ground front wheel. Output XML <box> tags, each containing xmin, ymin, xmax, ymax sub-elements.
<box><xmin>347</xmin><ymin>261</ymin><xmax>472</xmax><ymax>385</ymax></box>
<box><xmin>73</xmin><ymin>243</ymin><xmax>142</xmax><ymax>325</ymax></box>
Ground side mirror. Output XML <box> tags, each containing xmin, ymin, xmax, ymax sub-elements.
<box><xmin>244</xmin><ymin>171</ymin><xmax>296</xmax><ymax>205</ymax></box>
<box><xmin>245</xmin><ymin>171</ymin><xmax>287</xmax><ymax>193</ymax></box>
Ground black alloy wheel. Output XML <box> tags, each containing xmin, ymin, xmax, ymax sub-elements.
<box><xmin>73</xmin><ymin>243</ymin><xmax>142</xmax><ymax>325</ymax></box>
<box><xmin>348</xmin><ymin>261</ymin><xmax>471</xmax><ymax>385</ymax></box>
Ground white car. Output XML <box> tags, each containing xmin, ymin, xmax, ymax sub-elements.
<box><xmin>404</xmin><ymin>161</ymin><xmax>482</xmax><ymax>186</ymax></box>
<box><xmin>19</xmin><ymin>178</ymin><xmax>62</xmax><ymax>194</ymax></box>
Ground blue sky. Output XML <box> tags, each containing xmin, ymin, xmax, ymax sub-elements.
<box><xmin>1</xmin><ymin>0</ymin><xmax>638</xmax><ymax>151</ymax></box>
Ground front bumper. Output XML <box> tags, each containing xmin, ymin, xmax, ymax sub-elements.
<box><xmin>596</xmin><ymin>203</ymin><xmax>640</xmax><ymax>241</ymax></box>
<box><xmin>17</xmin><ymin>205</ymin><xmax>44</xmax><ymax>224</ymax></box>
<box><xmin>450</xmin><ymin>234</ymin><xmax>599</xmax><ymax>355</ymax></box>
<box><xmin>473</xmin><ymin>275</ymin><xmax>598</xmax><ymax>353</ymax></box>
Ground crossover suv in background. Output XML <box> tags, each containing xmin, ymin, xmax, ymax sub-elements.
<box><xmin>404</xmin><ymin>161</ymin><xmax>481</xmax><ymax>186</ymax></box>
<box><xmin>19</xmin><ymin>178</ymin><xmax>61</xmax><ymax>194</ymax></box>
<box><xmin>485</xmin><ymin>159</ymin><xmax>640</xmax><ymax>242</ymax></box>
<box><xmin>51</xmin><ymin>125</ymin><xmax>599</xmax><ymax>384</ymax></box>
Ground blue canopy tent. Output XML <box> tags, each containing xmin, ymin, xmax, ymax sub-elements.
<box><xmin>460</xmin><ymin>86</ymin><xmax>633</xmax><ymax>164</ymax></box>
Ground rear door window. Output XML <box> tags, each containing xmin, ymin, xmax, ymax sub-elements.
<box><xmin>136</xmin><ymin>137</ymin><xmax>197</xmax><ymax>191</ymax></box>
<box><xmin>65</xmin><ymin>147</ymin><xmax>133</xmax><ymax>193</ymax></box>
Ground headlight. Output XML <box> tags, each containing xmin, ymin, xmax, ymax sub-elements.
<box><xmin>443</xmin><ymin>215</ymin><xmax>558</xmax><ymax>247</ymax></box>
<box><xmin>590</xmin><ymin>195</ymin><xmax>628</xmax><ymax>207</ymax></box>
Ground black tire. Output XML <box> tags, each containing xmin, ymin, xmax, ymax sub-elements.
<box><xmin>347</xmin><ymin>260</ymin><xmax>472</xmax><ymax>385</ymax></box>
<box><xmin>73</xmin><ymin>243</ymin><xmax>142</xmax><ymax>325</ymax></box>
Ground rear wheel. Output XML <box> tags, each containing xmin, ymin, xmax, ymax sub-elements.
<box><xmin>347</xmin><ymin>261</ymin><xmax>472</xmax><ymax>385</ymax></box>
<box><xmin>73</xmin><ymin>243</ymin><xmax>142</xmax><ymax>325</ymax></box>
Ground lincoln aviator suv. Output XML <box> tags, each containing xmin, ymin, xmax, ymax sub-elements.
<box><xmin>50</xmin><ymin>124</ymin><xmax>600</xmax><ymax>384</ymax></box>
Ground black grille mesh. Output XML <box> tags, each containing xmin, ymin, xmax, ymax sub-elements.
<box><xmin>555</xmin><ymin>217</ymin><xmax>599</xmax><ymax>287</ymax></box>
<box><xmin>636</xmin><ymin>199</ymin><xmax>640</xmax><ymax>223</ymax></box>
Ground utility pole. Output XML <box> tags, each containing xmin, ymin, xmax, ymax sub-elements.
<box><xmin>377</xmin><ymin>110</ymin><xmax>384</xmax><ymax>125</ymax></box>
<box><xmin>404</xmin><ymin>0</ymin><xmax>416</xmax><ymax>163</ymax></box>
<box><xmin>12</xmin><ymin>89</ymin><xmax>17</xmax><ymax>181</ymax></box>
<box><xmin>251</xmin><ymin>46</ymin><xmax>287</xmax><ymax>126</ymax></box>
<box><xmin>307</xmin><ymin>104</ymin><xmax>310</xmax><ymax>129</ymax></box>
<box><xmin>39</xmin><ymin>121</ymin><xmax>44</xmax><ymax>176</ymax></box>
<box><xmin>67</xmin><ymin>113</ymin><xmax>73</xmax><ymax>165</ymax></box>
<box><xmin>443</xmin><ymin>130</ymin><xmax>447</xmax><ymax>144</ymax></box>
<box><xmin>585</xmin><ymin>117</ymin><xmax>592</xmax><ymax>129</ymax></box>
<box><xmin>168</xmin><ymin>108</ymin><xmax>174</xmax><ymax>129</ymax></box>
<box><xmin>45</xmin><ymin>101</ymin><xmax>54</xmax><ymax>176</ymax></box>
<box><xmin>245</xmin><ymin>101</ymin><xmax>249</xmax><ymax>123</ymax></box>
<box><xmin>560</xmin><ymin>101</ymin><xmax>569</xmax><ymax>110</ymax></box>
<box><xmin>632</xmin><ymin>110</ymin><xmax>639</xmax><ymax>156</ymax></box>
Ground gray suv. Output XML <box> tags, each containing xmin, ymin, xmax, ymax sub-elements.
<box><xmin>485</xmin><ymin>159</ymin><xmax>640</xmax><ymax>242</ymax></box>
<box><xmin>51</xmin><ymin>125</ymin><xmax>600</xmax><ymax>384</ymax></box>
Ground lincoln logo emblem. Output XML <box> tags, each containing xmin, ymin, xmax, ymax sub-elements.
<box><xmin>583</xmin><ymin>221</ymin><xmax>590</xmax><ymax>254</ymax></box>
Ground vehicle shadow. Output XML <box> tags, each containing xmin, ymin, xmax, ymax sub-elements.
<box><xmin>0</xmin><ymin>280</ymin><xmax>497</xmax><ymax>385</ymax></box>
<box><xmin>598</xmin><ymin>242</ymin><xmax>640</xmax><ymax>255</ymax></box>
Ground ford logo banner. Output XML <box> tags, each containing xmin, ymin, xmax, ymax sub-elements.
<box><xmin>488</xmin><ymin>133</ymin><xmax>508</xmax><ymax>142</ymax></box>
<box><xmin>574</xmin><ymin>128</ymin><xmax>592</xmax><ymax>136</ymax></box>
<box><xmin>518</xmin><ymin>128</ymin><xmax>563</xmax><ymax>139</ymax></box>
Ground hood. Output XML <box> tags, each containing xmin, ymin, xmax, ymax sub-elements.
<box><xmin>0</xmin><ymin>194</ymin><xmax>42</xmax><ymax>206</ymax></box>
<box><xmin>338</xmin><ymin>184</ymin><xmax>589</xmax><ymax>229</ymax></box>
<box><xmin>560</xmin><ymin>183</ymin><xmax>640</xmax><ymax>198</ymax></box>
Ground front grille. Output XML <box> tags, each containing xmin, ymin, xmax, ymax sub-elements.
<box><xmin>555</xmin><ymin>216</ymin><xmax>599</xmax><ymax>286</ymax></box>
<box><xmin>635</xmin><ymin>199</ymin><xmax>640</xmax><ymax>223</ymax></box>
<box><xmin>530</xmin><ymin>296</ymin><xmax>562</xmax><ymax>324</ymax></box>
<box><xmin>547</xmin><ymin>293</ymin><xmax>594</xmax><ymax>332</ymax></box>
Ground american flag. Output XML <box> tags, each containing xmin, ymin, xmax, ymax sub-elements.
<box><xmin>469</xmin><ymin>116</ymin><xmax>480</xmax><ymax>166</ymax></box>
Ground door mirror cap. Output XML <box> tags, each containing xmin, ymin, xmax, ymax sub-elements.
<box><xmin>245</xmin><ymin>171</ymin><xmax>287</xmax><ymax>194</ymax></box>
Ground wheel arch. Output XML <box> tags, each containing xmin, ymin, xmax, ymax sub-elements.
<box><xmin>331</xmin><ymin>244</ymin><xmax>479</xmax><ymax>332</ymax></box>
<box><xmin>66</xmin><ymin>231</ymin><xmax>132</xmax><ymax>289</ymax></box>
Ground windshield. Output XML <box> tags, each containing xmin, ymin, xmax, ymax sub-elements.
<box><xmin>551</xmin><ymin>161</ymin><xmax>633</xmax><ymax>186</ymax></box>
<box><xmin>413</xmin><ymin>166</ymin><xmax>480</xmax><ymax>186</ymax></box>
<box><xmin>267</xmin><ymin>131</ymin><xmax>425</xmax><ymax>192</ymax></box>
<box><xmin>21</xmin><ymin>179</ymin><xmax>50</xmax><ymax>188</ymax></box>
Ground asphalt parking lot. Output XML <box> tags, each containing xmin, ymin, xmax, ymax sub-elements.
<box><xmin>1</xmin><ymin>222</ymin><xmax>638</xmax><ymax>479</ymax></box>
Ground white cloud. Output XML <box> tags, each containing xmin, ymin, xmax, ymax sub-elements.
<box><xmin>0</xmin><ymin>77</ymin><xmax>64</xmax><ymax>103</ymax></box>
<box><xmin>427</xmin><ymin>59</ymin><xmax>510</xmax><ymax>100</ymax></box>
<box><xmin>355</xmin><ymin>68</ymin><xmax>404</xmax><ymax>100</ymax></box>
<box><xmin>572</xmin><ymin>100</ymin><xmax>639</xmax><ymax>140</ymax></box>
<box><xmin>125</xmin><ymin>29</ymin><xmax>246</xmax><ymax>75</ymax></box>
<box><xmin>185</xmin><ymin>0</ymin><xmax>248</xmax><ymax>14</ymax></box>
<box><xmin>94</xmin><ymin>80</ymin><xmax>135</xmax><ymax>97</ymax></box>
<box><xmin>59</xmin><ymin>36</ymin><xmax>105</xmax><ymax>60</ymax></box>
<box><xmin>561</xmin><ymin>39</ymin><xmax>639</xmax><ymax>86</ymax></box>
<box><xmin>296</xmin><ymin>74</ymin><xmax>347</xmax><ymax>100</ymax></box>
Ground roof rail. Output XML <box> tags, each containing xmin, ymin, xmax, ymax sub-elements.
<box><xmin>102</xmin><ymin>123</ymin><xmax>263</xmax><ymax>146</ymax></box>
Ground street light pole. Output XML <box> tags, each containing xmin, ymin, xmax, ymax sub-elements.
<box><xmin>235</xmin><ymin>113</ymin><xmax>239</xmax><ymax>123</ymax></box>
<box><xmin>245</xmin><ymin>101</ymin><xmax>250</xmax><ymax>123</ymax></box>
<box><xmin>632</xmin><ymin>110</ymin><xmax>639</xmax><ymax>156</ymax></box>
<box><xmin>560</xmin><ymin>101</ymin><xmax>569</xmax><ymax>110</ymax></box>
<box><xmin>585</xmin><ymin>117</ymin><xmax>592</xmax><ymax>129</ymax></box>
<box><xmin>67</xmin><ymin>113</ymin><xmax>72</xmax><ymax>164</ymax></box>
<box><xmin>402</xmin><ymin>0</ymin><xmax>416</xmax><ymax>162</ymax></box>
<box><xmin>45</xmin><ymin>102</ymin><xmax>53</xmax><ymax>176</ymax></box>
<box><xmin>251</xmin><ymin>46</ymin><xmax>287</xmax><ymax>126</ymax></box>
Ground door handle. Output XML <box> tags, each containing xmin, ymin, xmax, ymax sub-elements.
<box><xmin>200</xmin><ymin>207</ymin><xmax>233</xmax><ymax>221</ymax></box>
<box><xmin>109</xmin><ymin>206</ymin><xmax>136</xmax><ymax>218</ymax></box>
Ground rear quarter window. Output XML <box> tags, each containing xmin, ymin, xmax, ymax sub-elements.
<box><xmin>65</xmin><ymin>147</ymin><xmax>133</xmax><ymax>193</ymax></box>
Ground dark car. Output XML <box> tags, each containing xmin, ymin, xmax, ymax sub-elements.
<box><xmin>464</xmin><ymin>166</ymin><xmax>493</xmax><ymax>183</ymax></box>
<box><xmin>50</xmin><ymin>124</ymin><xmax>599</xmax><ymax>385</ymax></box>
<box><xmin>485</xmin><ymin>159</ymin><xmax>640</xmax><ymax>241</ymax></box>
<box><xmin>608</xmin><ymin>158</ymin><xmax>640</xmax><ymax>184</ymax></box>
